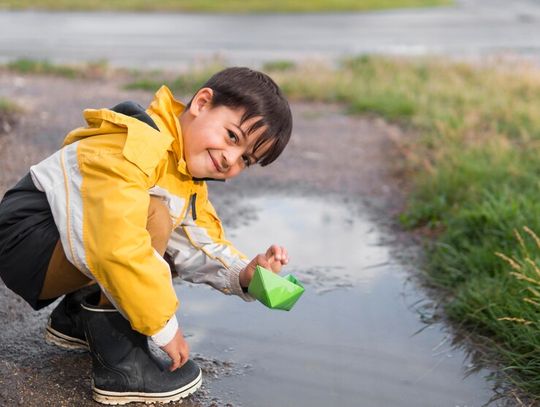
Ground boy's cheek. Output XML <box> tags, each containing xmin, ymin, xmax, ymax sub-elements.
<box><xmin>184</xmin><ymin>158</ymin><xmax>204</xmax><ymax>178</ymax></box>
<box><xmin>224</xmin><ymin>166</ymin><xmax>244</xmax><ymax>179</ymax></box>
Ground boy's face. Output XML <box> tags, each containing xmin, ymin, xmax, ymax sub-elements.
<box><xmin>180</xmin><ymin>88</ymin><xmax>269</xmax><ymax>180</ymax></box>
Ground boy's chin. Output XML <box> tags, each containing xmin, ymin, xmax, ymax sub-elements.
<box><xmin>185</xmin><ymin>162</ymin><xmax>206</xmax><ymax>179</ymax></box>
<box><xmin>186</xmin><ymin>161</ymin><xmax>231</xmax><ymax>180</ymax></box>
<box><xmin>187</xmin><ymin>167</ymin><xmax>221</xmax><ymax>180</ymax></box>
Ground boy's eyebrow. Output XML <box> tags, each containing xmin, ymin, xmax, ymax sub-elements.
<box><xmin>231</xmin><ymin>123</ymin><xmax>247</xmax><ymax>141</ymax></box>
<box><xmin>231</xmin><ymin>122</ymin><xmax>267</xmax><ymax>163</ymax></box>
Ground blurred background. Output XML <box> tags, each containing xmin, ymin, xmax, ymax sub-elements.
<box><xmin>1</xmin><ymin>0</ymin><xmax>540</xmax><ymax>69</ymax></box>
<box><xmin>3</xmin><ymin>1</ymin><xmax>540</xmax><ymax>406</ymax></box>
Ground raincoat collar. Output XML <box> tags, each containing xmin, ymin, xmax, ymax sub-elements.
<box><xmin>146</xmin><ymin>85</ymin><xmax>189</xmax><ymax>176</ymax></box>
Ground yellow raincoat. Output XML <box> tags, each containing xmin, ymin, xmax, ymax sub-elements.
<box><xmin>30</xmin><ymin>86</ymin><xmax>252</xmax><ymax>344</ymax></box>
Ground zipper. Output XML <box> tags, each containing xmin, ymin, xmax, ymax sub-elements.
<box><xmin>190</xmin><ymin>193</ymin><xmax>197</xmax><ymax>221</ymax></box>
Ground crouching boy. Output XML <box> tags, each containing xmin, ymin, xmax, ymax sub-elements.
<box><xmin>0</xmin><ymin>67</ymin><xmax>292</xmax><ymax>405</ymax></box>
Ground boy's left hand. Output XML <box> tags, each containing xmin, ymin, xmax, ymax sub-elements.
<box><xmin>239</xmin><ymin>244</ymin><xmax>289</xmax><ymax>288</ymax></box>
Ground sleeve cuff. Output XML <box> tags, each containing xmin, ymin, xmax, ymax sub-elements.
<box><xmin>227</xmin><ymin>259</ymin><xmax>255</xmax><ymax>302</ymax></box>
<box><xmin>150</xmin><ymin>315</ymin><xmax>178</xmax><ymax>347</ymax></box>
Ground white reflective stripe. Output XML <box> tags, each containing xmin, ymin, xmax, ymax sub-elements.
<box><xmin>150</xmin><ymin>315</ymin><xmax>178</xmax><ymax>347</ymax></box>
<box><xmin>148</xmin><ymin>185</ymin><xmax>185</xmax><ymax>219</ymax></box>
<box><xmin>29</xmin><ymin>142</ymin><xmax>92</xmax><ymax>279</ymax></box>
<box><xmin>166</xmin><ymin>228</ymin><xmax>193</xmax><ymax>264</ymax></box>
<box><xmin>200</xmin><ymin>243</ymin><xmax>237</xmax><ymax>267</ymax></box>
<box><xmin>63</xmin><ymin>142</ymin><xmax>91</xmax><ymax>277</ymax></box>
<box><xmin>167</xmin><ymin>228</ymin><xmax>253</xmax><ymax>301</ymax></box>
<box><xmin>182</xmin><ymin>224</ymin><xmax>240</xmax><ymax>268</ymax></box>
<box><xmin>30</xmin><ymin>147</ymin><xmax>72</xmax><ymax>266</ymax></box>
<box><xmin>172</xmin><ymin>203</ymin><xmax>245</xmax><ymax>268</ymax></box>
<box><xmin>186</xmin><ymin>224</ymin><xmax>212</xmax><ymax>244</ymax></box>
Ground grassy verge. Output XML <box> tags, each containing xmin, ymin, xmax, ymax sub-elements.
<box><xmin>131</xmin><ymin>56</ymin><xmax>540</xmax><ymax>399</ymax></box>
<box><xmin>1</xmin><ymin>0</ymin><xmax>452</xmax><ymax>12</ymax></box>
<box><xmin>0</xmin><ymin>98</ymin><xmax>19</xmax><ymax>112</ymax></box>
<box><xmin>0</xmin><ymin>98</ymin><xmax>21</xmax><ymax>134</ymax></box>
<box><xmin>5</xmin><ymin>58</ymin><xmax>110</xmax><ymax>79</ymax></box>
<box><xmin>277</xmin><ymin>56</ymin><xmax>540</xmax><ymax>400</ymax></box>
<box><xmin>124</xmin><ymin>60</ymin><xmax>225</xmax><ymax>95</ymax></box>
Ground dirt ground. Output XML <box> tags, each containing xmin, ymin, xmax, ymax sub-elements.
<box><xmin>0</xmin><ymin>71</ymin><xmax>411</xmax><ymax>406</ymax></box>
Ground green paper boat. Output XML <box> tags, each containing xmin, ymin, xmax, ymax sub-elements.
<box><xmin>248</xmin><ymin>265</ymin><xmax>305</xmax><ymax>311</ymax></box>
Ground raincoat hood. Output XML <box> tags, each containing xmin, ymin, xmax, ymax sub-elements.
<box><xmin>146</xmin><ymin>86</ymin><xmax>189</xmax><ymax>176</ymax></box>
<box><xmin>62</xmin><ymin>85</ymin><xmax>191</xmax><ymax>178</ymax></box>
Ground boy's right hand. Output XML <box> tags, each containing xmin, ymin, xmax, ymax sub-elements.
<box><xmin>160</xmin><ymin>328</ymin><xmax>189</xmax><ymax>371</ymax></box>
<box><xmin>239</xmin><ymin>244</ymin><xmax>289</xmax><ymax>288</ymax></box>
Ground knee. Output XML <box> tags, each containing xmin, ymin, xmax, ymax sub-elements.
<box><xmin>147</xmin><ymin>197</ymin><xmax>173</xmax><ymax>243</ymax></box>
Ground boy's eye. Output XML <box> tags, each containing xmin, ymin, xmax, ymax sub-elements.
<box><xmin>227</xmin><ymin>130</ymin><xmax>239</xmax><ymax>143</ymax></box>
<box><xmin>242</xmin><ymin>155</ymin><xmax>252</xmax><ymax>167</ymax></box>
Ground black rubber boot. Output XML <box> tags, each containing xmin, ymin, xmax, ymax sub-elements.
<box><xmin>81</xmin><ymin>298</ymin><xmax>202</xmax><ymax>405</ymax></box>
<box><xmin>45</xmin><ymin>284</ymin><xmax>100</xmax><ymax>351</ymax></box>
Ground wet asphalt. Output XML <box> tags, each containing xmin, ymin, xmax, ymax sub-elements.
<box><xmin>1</xmin><ymin>0</ymin><xmax>540</xmax><ymax>68</ymax></box>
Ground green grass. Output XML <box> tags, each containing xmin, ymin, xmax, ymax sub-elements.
<box><xmin>5</xmin><ymin>58</ymin><xmax>110</xmax><ymax>78</ymax></box>
<box><xmin>0</xmin><ymin>0</ymin><xmax>452</xmax><ymax>12</ymax></box>
<box><xmin>0</xmin><ymin>98</ymin><xmax>21</xmax><ymax>133</ymax></box>
<box><xmin>0</xmin><ymin>98</ymin><xmax>19</xmax><ymax>114</ymax></box>
<box><xmin>262</xmin><ymin>60</ymin><xmax>296</xmax><ymax>72</ymax></box>
<box><xmin>7</xmin><ymin>58</ymin><xmax>79</xmax><ymax>78</ymax></box>
<box><xmin>125</xmin><ymin>61</ymin><xmax>226</xmax><ymax>95</ymax></box>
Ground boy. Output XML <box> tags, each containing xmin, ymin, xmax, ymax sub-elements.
<box><xmin>0</xmin><ymin>67</ymin><xmax>292</xmax><ymax>404</ymax></box>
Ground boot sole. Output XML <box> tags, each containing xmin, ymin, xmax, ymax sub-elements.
<box><xmin>92</xmin><ymin>370</ymin><xmax>202</xmax><ymax>405</ymax></box>
<box><xmin>45</xmin><ymin>320</ymin><xmax>89</xmax><ymax>351</ymax></box>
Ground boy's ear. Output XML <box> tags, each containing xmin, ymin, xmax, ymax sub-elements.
<box><xmin>189</xmin><ymin>88</ymin><xmax>213</xmax><ymax>117</ymax></box>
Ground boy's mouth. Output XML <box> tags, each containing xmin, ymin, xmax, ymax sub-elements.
<box><xmin>208</xmin><ymin>151</ymin><xmax>223</xmax><ymax>173</ymax></box>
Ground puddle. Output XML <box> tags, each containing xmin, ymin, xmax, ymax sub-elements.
<box><xmin>174</xmin><ymin>196</ymin><xmax>494</xmax><ymax>406</ymax></box>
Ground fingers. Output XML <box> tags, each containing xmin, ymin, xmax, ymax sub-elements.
<box><xmin>282</xmin><ymin>247</ymin><xmax>289</xmax><ymax>265</ymax></box>
<box><xmin>265</xmin><ymin>244</ymin><xmax>289</xmax><ymax>265</ymax></box>
<box><xmin>265</xmin><ymin>244</ymin><xmax>278</xmax><ymax>259</ymax></box>
<box><xmin>256</xmin><ymin>253</ymin><xmax>271</xmax><ymax>269</ymax></box>
<box><xmin>179</xmin><ymin>343</ymin><xmax>189</xmax><ymax>368</ymax></box>
<box><xmin>249</xmin><ymin>245</ymin><xmax>290</xmax><ymax>279</ymax></box>
<box><xmin>162</xmin><ymin>330</ymin><xmax>190</xmax><ymax>372</ymax></box>
<box><xmin>168</xmin><ymin>343</ymin><xmax>189</xmax><ymax>371</ymax></box>
<box><xmin>169</xmin><ymin>352</ymin><xmax>182</xmax><ymax>372</ymax></box>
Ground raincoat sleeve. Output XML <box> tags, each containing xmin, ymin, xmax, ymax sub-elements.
<box><xmin>76</xmin><ymin>136</ymin><xmax>180</xmax><ymax>341</ymax></box>
<box><xmin>30</xmin><ymin>108</ymin><xmax>179</xmax><ymax>347</ymax></box>
<box><xmin>166</xmin><ymin>193</ymin><xmax>254</xmax><ymax>302</ymax></box>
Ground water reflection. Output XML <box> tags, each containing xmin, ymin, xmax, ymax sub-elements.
<box><xmin>228</xmin><ymin>196</ymin><xmax>391</xmax><ymax>293</ymax></box>
<box><xmin>176</xmin><ymin>196</ymin><xmax>494</xmax><ymax>407</ymax></box>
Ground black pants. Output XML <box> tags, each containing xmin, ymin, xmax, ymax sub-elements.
<box><xmin>0</xmin><ymin>173</ymin><xmax>59</xmax><ymax>309</ymax></box>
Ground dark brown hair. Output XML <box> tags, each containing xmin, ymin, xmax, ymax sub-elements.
<box><xmin>188</xmin><ymin>67</ymin><xmax>292</xmax><ymax>166</ymax></box>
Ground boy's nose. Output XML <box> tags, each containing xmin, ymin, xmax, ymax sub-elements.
<box><xmin>221</xmin><ymin>149</ymin><xmax>242</xmax><ymax>169</ymax></box>
<box><xmin>220</xmin><ymin>153</ymin><xmax>230</xmax><ymax>170</ymax></box>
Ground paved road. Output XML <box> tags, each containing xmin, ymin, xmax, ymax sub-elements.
<box><xmin>1</xmin><ymin>0</ymin><xmax>540</xmax><ymax>69</ymax></box>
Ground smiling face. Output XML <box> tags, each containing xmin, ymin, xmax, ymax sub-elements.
<box><xmin>179</xmin><ymin>88</ymin><xmax>270</xmax><ymax>180</ymax></box>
